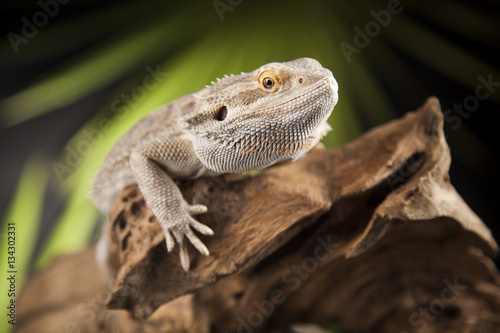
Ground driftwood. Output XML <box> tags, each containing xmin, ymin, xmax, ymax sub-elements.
<box><xmin>16</xmin><ymin>97</ymin><xmax>500</xmax><ymax>333</ymax></box>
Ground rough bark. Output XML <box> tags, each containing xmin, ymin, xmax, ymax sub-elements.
<box><xmin>16</xmin><ymin>97</ymin><xmax>500</xmax><ymax>333</ymax></box>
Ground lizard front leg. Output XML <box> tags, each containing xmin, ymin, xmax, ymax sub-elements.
<box><xmin>129</xmin><ymin>134</ymin><xmax>214</xmax><ymax>271</ymax></box>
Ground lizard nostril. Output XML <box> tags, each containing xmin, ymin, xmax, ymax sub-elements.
<box><xmin>298</xmin><ymin>77</ymin><xmax>305</xmax><ymax>84</ymax></box>
<box><xmin>215</xmin><ymin>106</ymin><xmax>228</xmax><ymax>121</ymax></box>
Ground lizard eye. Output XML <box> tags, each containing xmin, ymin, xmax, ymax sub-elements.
<box><xmin>215</xmin><ymin>106</ymin><xmax>227</xmax><ymax>121</ymax></box>
<box><xmin>262</xmin><ymin>77</ymin><xmax>275</xmax><ymax>89</ymax></box>
<box><xmin>258</xmin><ymin>70</ymin><xmax>279</xmax><ymax>92</ymax></box>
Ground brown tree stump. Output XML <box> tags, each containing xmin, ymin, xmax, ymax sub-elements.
<box><xmin>16</xmin><ymin>97</ymin><xmax>500</xmax><ymax>333</ymax></box>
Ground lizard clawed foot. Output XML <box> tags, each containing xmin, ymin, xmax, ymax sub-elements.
<box><xmin>163</xmin><ymin>204</ymin><xmax>213</xmax><ymax>271</ymax></box>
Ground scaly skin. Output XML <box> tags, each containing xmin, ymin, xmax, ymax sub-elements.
<box><xmin>91</xmin><ymin>57</ymin><xmax>339</xmax><ymax>271</ymax></box>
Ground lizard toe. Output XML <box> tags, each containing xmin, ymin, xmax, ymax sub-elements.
<box><xmin>185</xmin><ymin>230</ymin><xmax>210</xmax><ymax>256</ymax></box>
<box><xmin>188</xmin><ymin>218</ymin><xmax>214</xmax><ymax>236</ymax></box>
<box><xmin>165</xmin><ymin>228</ymin><xmax>176</xmax><ymax>252</ymax></box>
<box><xmin>187</xmin><ymin>204</ymin><xmax>208</xmax><ymax>215</ymax></box>
<box><xmin>179</xmin><ymin>241</ymin><xmax>190</xmax><ymax>272</ymax></box>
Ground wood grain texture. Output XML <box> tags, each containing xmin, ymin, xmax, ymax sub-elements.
<box><xmin>16</xmin><ymin>97</ymin><xmax>500</xmax><ymax>333</ymax></box>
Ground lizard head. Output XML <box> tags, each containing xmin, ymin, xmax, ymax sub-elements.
<box><xmin>181</xmin><ymin>57</ymin><xmax>339</xmax><ymax>173</ymax></box>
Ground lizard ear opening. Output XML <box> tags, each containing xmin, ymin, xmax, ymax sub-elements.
<box><xmin>215</xmin><ymin>106</ymin><xmax>227</xmax><ymax>121</ymax></box>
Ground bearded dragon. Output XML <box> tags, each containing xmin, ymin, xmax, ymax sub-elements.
<box><xmin>91</xmin><ymin>57</ymin><xmax>339</xmax><ymax>271</ymax></box>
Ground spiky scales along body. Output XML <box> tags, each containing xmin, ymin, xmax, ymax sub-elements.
<box><xmin>91</xmin><ymin>58</ymin><xmax>339</xmax><ymax>271</ymax></box>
